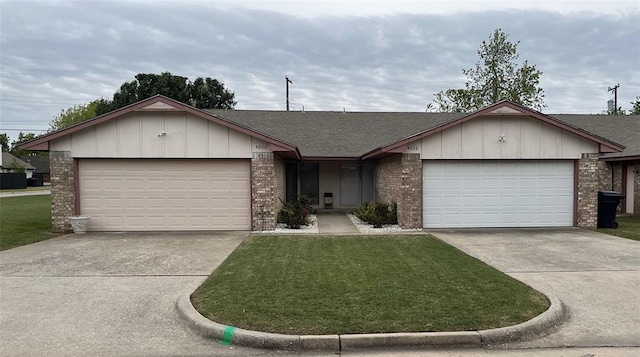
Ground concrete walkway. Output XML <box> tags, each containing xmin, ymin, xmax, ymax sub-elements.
<box><xmin>316</xmin><ymin>212</ymin><xmax>360</xmax><ymax>234</ymax></box>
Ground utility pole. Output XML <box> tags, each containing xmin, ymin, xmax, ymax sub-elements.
<box><xmin>608</xmin><ymin>83</ymin><xmax>620</xmax><ymax>114</ymax></box>
<box><xmin>286</xmin><ymin>75</ymin><xmax>293</xmax><ymax>111</ymax></box>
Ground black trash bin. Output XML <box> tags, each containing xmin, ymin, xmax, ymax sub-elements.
<box><xmin>597</xmin><ymin>191</ymin><xmax>624</xmax><ymax>229</ymax></box>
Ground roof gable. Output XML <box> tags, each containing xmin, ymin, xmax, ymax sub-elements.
<box><xmin>20</xmin><ymin>95</ymin><xmax>300</xmax><ymax>158</ymax></box>
<box><xmin>362</xmin><ymin>101</ymin><xmax>625</xmax><ymax>159</ymax></box>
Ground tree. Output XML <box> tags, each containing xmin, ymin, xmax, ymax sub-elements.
<box><xmin>49</xmin><ymin>100</ymin><xmax>98</xmax><ymax>132</ymax></box>
<box><xmin>0</xmin><ymin>133</ymin><xmax>9</xmax><ymax>152</ymax></box>
<box><xmin>432</xmin><ymin>28</ymin><xmax>545</xmax><ymax>112</ymax></box>
<box><xmin>190</xmin><ymin>77</ymin><xmax>236</xmax><ymax>109</ymax></box>
<box><xmin>96</xmin><ymin>72</ymin><xmax>236</xmax><ymax>115</ymax></box>
<box><xmin>9</xmin><ymin>132</ymin><xmax>37</xmax><ymax>158</ymax></box>
<box><xmin>631</xmin><ymin>96</ymin><xmax>640</xmax><ymax>115</ymax></box>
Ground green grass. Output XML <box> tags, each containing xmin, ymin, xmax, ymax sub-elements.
<box><xmin>0</xmin><ymin>195</ymin><xmax>59</xmax><ymax>251</ymax></box>
<box><xmin>0</xmin><ymin>186</ymin><xmax>51</xmax><ymax>192</ymax></box>
<box><xmin>597</xmin><ymin>215</ymin><xmax>640</xmax><ymax>241</ymax></box>
<box><xmin>192</xmin><ymin>235</ymin><xmax>549</xmax><ymax>335</ymax></box>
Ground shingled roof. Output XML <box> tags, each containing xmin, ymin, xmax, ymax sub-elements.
<box><xmin>207</xmin><ymin>109</ymin><xmax>638</xmax><ymax>159</ymax></box>
<box><xmin>206</xmin><ymin>110</ymin><xmax>462</xmax><ymax>158</ymax></box>
<box><xmin>551</xmin><ymin>114</ymin><xmax>640</xmax><ymax>159</ymax></box>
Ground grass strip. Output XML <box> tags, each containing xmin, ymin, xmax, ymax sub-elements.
<box><xmin>597</xmin><ymin>215</ymin><xmax>640</xmax><ymax>241</ymax></box>
<box><xmin>192</xmin><ymin>234</ymin><xmax>548</xmax><ymax>335</ymax></box>
<box><xmin>0</xmin><ymin>195</ymin><xmax>59</xmax><ymax>251</ymax></box>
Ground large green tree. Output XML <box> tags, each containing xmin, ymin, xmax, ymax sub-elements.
<box><xmin>96</xmin><ymin>72</ymin><xmax>236</xmax><ymax>115</ymax></box>
<box><xmin>631</xmin><ymin>96</ymin><xmax>640</xmax><ymax>115</ymax></box>
<box><xmin>432</xmin><ymin>28</ymin><xmax>545</xmax><ymax>112</ymax></box>
<box><xmin>49</xmin><ymin>100</ymin><xmax>99</xmax><ymax>132</ymax></box>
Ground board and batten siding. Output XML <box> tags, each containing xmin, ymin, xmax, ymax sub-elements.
<box><xmin>49</xmin><ymin>111</ymin><xmax>272</xmax><ymax>158</ymax></box>
<box><xmin>405</xmin><ymin>116</ymin><xmax>599</xmax><ymax>160</ymax></box>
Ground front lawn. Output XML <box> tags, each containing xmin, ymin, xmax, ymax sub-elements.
<box><xmin>597</xmin><ymin>215</ymin><xmax>640</xmax><ymax>241</ymax></box>
<box><xmin>0</xmin><ymin>195</ymin><xmax>59</xmax><ymax>251</ymax></box>
<box><xmin>192</xmin><ymin>235</ymin><xmax>549</xmax><ymax>335</ymax></box>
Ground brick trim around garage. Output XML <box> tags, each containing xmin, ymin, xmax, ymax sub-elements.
<box><xmin>375</xmin><ymin>153</ymin><xmax>423</xmax><ymax>229</ymax></box>
<box><xmin>50</xmin><ymin>151</ymin><xmax>75</xmax><ymax>232</ymax></box>
<box><xmin>251</xmin><ymin>152</ymin><xmax>285</xmax><ymax>231</ymax></box>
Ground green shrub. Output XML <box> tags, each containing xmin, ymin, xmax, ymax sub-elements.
<box><xmin>277</xmin><ymin>196</ymin><xmax>312</xmax><ymax>229</ymax></box>
<box><xmin>354</xmin><ymin>201</ymin><xmax>397</xmax><ymax>228</ymax></box>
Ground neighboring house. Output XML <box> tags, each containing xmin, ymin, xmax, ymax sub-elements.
<box><xmin>20</xmin><ymin>95</ymin><xmax>639</xmax><ymax>233</ymax></box>
<box><xmin>0</xmin><ymin>152</ymin><xmax>36</xmax><ymax>178</ymax></box>
<box><xmin>20</xmin><ymin>155</ymin><xmax>51</xmax><ymax>183</ymax></box>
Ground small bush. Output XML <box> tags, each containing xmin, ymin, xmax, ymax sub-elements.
<box><xmin>277</xmin><ymin>196</ymin><xmax>312</xmax><ymax>229</ymax></box>
<box><xmin>354</xmin><ymin>201</ymin><xmax>397</xmax><ymax>228</ymax></box>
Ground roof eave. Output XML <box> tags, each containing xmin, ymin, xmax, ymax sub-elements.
<box><xmin>601</xmin><ymin>155</ymin><xmax>640</xmax><ymax>162</ymax></box>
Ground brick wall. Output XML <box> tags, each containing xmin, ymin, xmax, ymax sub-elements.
<box><xmin>274</xmin><ymin>154</ymin><xmax>285</xmax><ymax>214</ymax></box>
<box><xmin>375</xmin><ymin>154</ymin><xmax>422</xmax><ymax>229</ymax></box>
<box><xmin>375</xmin><ymin>155</ymin><xmax>402</xmax><ymax>204</ymax></box>
<box><xmin>612</xmin><ymin>163</ymin><xmax>624</xmax><ymax>213</ymax></box>
<box><xmin>251</xmin><ymin>152</ymin><xmax>283</xmax><ymax>231</ymax></box>
<box><xmin>577</xmin><ymin>154</ymin><xmax>610</xmax><ymax>228</ymax></box>
<box><xmin>50</xmin><ymin>151</ymin><xmax>75</xmax><ymax>232</ymax></box>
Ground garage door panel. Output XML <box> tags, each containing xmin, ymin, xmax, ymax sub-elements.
<box><xmin>80</xmin><ymin>159</ymin><xmax>250</xmax><ymax>231</ymax></box>
<box><xmin>424</xmin><ymin>160</ymin><xmax>573</xmax><ymax>228</ymax></box>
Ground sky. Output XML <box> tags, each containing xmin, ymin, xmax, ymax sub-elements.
<box><xmin>1</xmin><ymin>0</ymin><xmax>639</xmax><ymax>142</ymax></box>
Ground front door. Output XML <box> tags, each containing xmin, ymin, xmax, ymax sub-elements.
<box><xmin>340</xmin><ymin>163</ymin><xmax>359</xmax><ymax>207</ymax></box>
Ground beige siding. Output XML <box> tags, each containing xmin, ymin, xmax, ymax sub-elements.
<box><xmin>420</xmin><ymin>116</ymin><xmax>599</xmax><ymax>159</ymax></box>
<box><xmin>461</xmin><ymin>119</ymin><xmax>483</xmax><ymax>159</ymax></box>
<box><xmin>53</xmin><ymin>112</ymin><xmax>258</xmax><ymax>158</ymax></box>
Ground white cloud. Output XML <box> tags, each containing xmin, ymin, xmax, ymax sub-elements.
<box><xmin>0</xmin><ymin>1</ymin><xmax>639</xmax><ymax>142</ymax></box>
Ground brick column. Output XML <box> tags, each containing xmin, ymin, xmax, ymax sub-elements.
<box><xmin>577</xmin><ymin>153</ymin><xmax>609</xmax><ymax>228</ymax></box>
<box><xmin>398</xmin><ymin>154</ymin><xmax>423</xmax><ymax>228</ymax></box>
<box><xmin>50</xmin><ymin>151</ymin><xmax>75</xmax><ymax>232</ymax></box>
<box><xmin>251</xmin><ymin>152</ymin><xmax>283</xmax><ymax>231</ymax></box>
<box><xmin>375</xmin><ymin>154</ymin><xmax>422</xmax><ymax>229</ymax></box>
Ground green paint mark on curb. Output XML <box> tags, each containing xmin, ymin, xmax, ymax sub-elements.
<box><xmin>221</xmin><ymin>326</ymin><xmax>236</xmax><ymax>346</ymax></box>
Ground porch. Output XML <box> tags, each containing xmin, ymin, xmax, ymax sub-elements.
<box><xmin>285</xmin><ymin>160</ymin><xmax>375</xmax><ymax>210</ymax></box>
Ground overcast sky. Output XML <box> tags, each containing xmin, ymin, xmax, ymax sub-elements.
<box><xmin>1</xmin><ymin>0</ymin><xmax>639</xmax><ymax>141</ymax></box>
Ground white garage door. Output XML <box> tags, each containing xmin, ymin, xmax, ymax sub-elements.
<box><xmin>423</xmin><ymin>161</ymin><xmax>573</xmax><ymax>228</ymax></box>
<box><xmin>79</xmin><ymin>159</ymin><xmax>251</xmax><ymax>231</ymax></box>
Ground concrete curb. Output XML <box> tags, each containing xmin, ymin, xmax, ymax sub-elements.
<box><xmin>174</xmin><ymin>295</ymin><xmax>301</xmax><ymax>350</ymax></box>
<box><xmin>478</xmin><ymin>293</ymin><xmax>568</xmax><ymax>347</ymax></box>
<box><xmin>175</xmin><ymin>292</ymin><xmax>567</xmax><ymax>351</ymax></box>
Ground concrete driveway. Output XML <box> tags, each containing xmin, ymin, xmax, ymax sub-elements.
<box><xmin>0</xmin><ymin>232</ymin><xmax>287</xmax><ymax>357</ymax></box>
<box><xmin>429</xmin><ymin>228</ymin><xmax>640</xmax><ymax>348</ymax></box>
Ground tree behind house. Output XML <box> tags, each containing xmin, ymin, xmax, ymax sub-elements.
<box><xmin>432</xmin><ymin>28</ymin><xmax>545</xmax><ymax>112</ymax></box>
<box><xmin>95</xmin><ymin>72</ymin><xmax>236</xmax><ymax>115</ymax></box>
